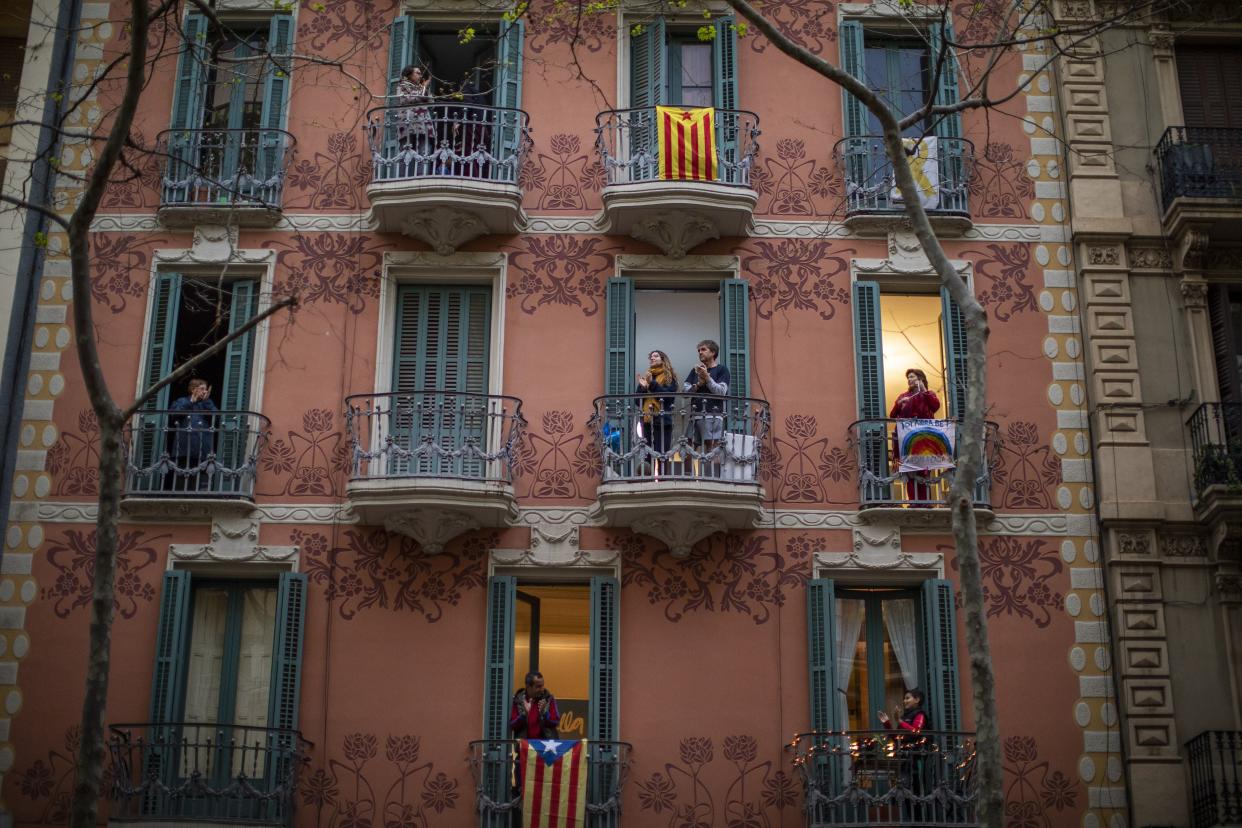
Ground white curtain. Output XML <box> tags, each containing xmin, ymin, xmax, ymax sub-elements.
<box><xmin>182</xmin><ymin>588</ymin><xmax>229</xmax><ymax>777</ymax></box>
<box><xmin>232</xmin><ymin>587</ymin><xmax>277</xmax><ymax>776</ymax></box>
<box><xmin>883</xmin><ymin>598</ymin><xmax>919</xmax><ymax>691</ymax></box>
<box><xmin>834</xmin><ymin>599</ymin><xmax>866</xmax><ymax>731</ymax></box>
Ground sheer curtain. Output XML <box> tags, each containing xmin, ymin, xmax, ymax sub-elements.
<box><xmin>183</xmin><ymin>588</ymin><xmax>229</xmax><ymax>777</ymax></box>
<box><xmin>834</xmin><ymin>599</ymin><xmax>866</xmax><ymax>731</ymax></box>
<box><xmin>883</xmin><ymin>598</ymin><xmax>919</xmax><ymax>692</ymax></box>
<box><xmin>233</xmin><ymin>587</ymin><xmax>277</xmax><ymax>776</ymax></box>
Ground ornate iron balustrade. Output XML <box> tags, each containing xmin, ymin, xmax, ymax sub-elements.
<box><xmin>787</xmin><ymin>730</ymin><xmax>978</xmax><ymax>827</ymax></box>
<box><xmin>1188</xmin><ymin>730</ymin><xmax>1242</xmax><ymax>828</ymax></box>
<box><xmin>124</xmin><ymin>410</ymin><xmax>270</xmax><ymax>499</ymax></box>
<box><xmin>833</xmin><ymin>136</ymin><xmax>973</xmax><ymax>215</ymax></box>
<box><xmin>468</xmin><ymin>739</ymin><xmax>632</xmax><ymax>828</ymax></box>
<box><xmin>1186</xmin><ymin>403</ymin><xmax>1242</xmax><ymax>501</ymax></box>
<box><xmin>364</xmin><ymin>102</ymin><xmax>531</xmax><ymax>184</ymax></box>
<box><xmin>346</xmin><ymin>391</ymin><xmax>526</xmax><ymax>483</ymax></box>
<box><xmin>847</xmin><ymin>419</ymin><xmax>997</xmax><ymax>509</ymax></box>
<box><xmin>1156</xmin><ymin>126</ymin><xmax>1242</xmax><ymax>210</ymax></box>
<box><xmin>594</xmin><ymin>107</ymin><xmax>760</xmax><ymax>186</ymax></box>
<box><xmin>156</xmin><ymin>128</ymin><xmax>295</xmax><ymax>209</ymax></box>
<box><xmin>588</xmin><ymin>393</ymin><xmax>770</xmax><ymax>483</ymax></box>
<box><xmin>108</xmin><ymin>723</ymin><xmax>310</xmax><ymax>825</ymax></box>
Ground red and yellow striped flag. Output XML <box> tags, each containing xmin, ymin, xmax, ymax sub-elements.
<box><xmin>656</xmin><ymin>105</ymin><xmax>717</xmax><ymax>181</ymax></box>
<box><xmin>520</xmin><ymin>739</ymin><xmax>588</xmax><ymax>828</ymax></box>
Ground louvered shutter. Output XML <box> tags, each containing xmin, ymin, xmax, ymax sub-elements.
<box><xmin>719</xmin><ymin>277</ymin><xmax>749</xmax><ymax>400</ymax></box>
<box><xmin>135</xmin><ymin>274</ymin><xmax>182</xmax><ymax>492</ymax></box>
<box><xmin>605</xmin><ymin>278</ymin><xmax>634</xmax><ymax>397</ymax></box>
<box><xmin>839</xmin><ymin>20</ymin><xmax>870</xmax><ymax>208</ymax></box>
<box><xmin>147</xmin><ymin>570</ymin><xmax>192</xmax><ymax>806</ymax></box>
<box><xmin>712</xmin><ymin>16</ymin><xmax>738</xmax><ymax>183</ymax></box>
<box><xmin>492</xmin><ymin>19</ymin><xmax>524</xmax><ymax>182</ymax></box>
<box><xmin>807</xmin><ymin>579</ymin><xmax>842</xmax><ymax>820</ymax></box>
<box><xmin>167</xmin><ymin>13</ymin><xmax>208</xmax><ymax>203</ymax></box>
<box><xmin>1209</xmin><ymin>285</ymin><xmax>1240</xmax><ymax>406</ymax></box>
<box><xmin>929</xmin><ymin>21</ymin><xmax>965</xmax><ymax>212</ymax></box>
<box><xmin>256</xmin><ymin>15</ymin><xmax>293</xmax><ymax>198</ymax></box>
<box><xmin>218</xmin><ymin>280</ymin><xmax>259</xmax><ymax>494</ymax></box>
<box><xmin>482</xmin><ymin>576</ymin><xmax>516</xmax><ymax>828</ymax></box>
<box><xmin>381</xmin><ymin>15</ymin><xmax>417</xmax><ymax>176</ymax></box>
<box><xmin>629</xmin><ymin>18</ymin><xmax>666</xmax><ymax>181</ymax></box>
<box><xmin>853</xmin><ymin>281</ymin><xmax>886</xmax><ymax>504</ymax></box>
<box><xmin>1178</xmin><ymin>47</ymin><xmax>1242</xmax><ymax>129</ymax></box>
<box><xmin>919</xmin><ymin>578</ymin><xmax>960</xmax><ymax>732</ymax></box>
<box><xmin>589</xmin><ymin>576</ymin><xmax>620</xmax><ymax>815</ymax></box>
<box><xmin>265</xmin><ymin>571</ymin><xmax>305</xmax><ymax>816</ymax></box>
<box><xmin>941</xmin><ymin>286</ymin><xmax>967</xmax><ymax>418</ymax></box>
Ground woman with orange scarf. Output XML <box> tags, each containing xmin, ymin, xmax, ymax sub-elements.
<box><xmin>636</xmin><ymin>350</ymin><xmax>679</xmax><ymax>458</ymax></box>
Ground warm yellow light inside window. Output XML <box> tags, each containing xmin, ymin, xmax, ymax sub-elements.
<box><xmin>879</xmin><ymin>293</ymin><xmax>947</xmax><ymax>416</ymax></box>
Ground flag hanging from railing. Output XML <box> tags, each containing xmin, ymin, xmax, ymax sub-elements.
<box><xmin>890</xmin><ymin>136</ymin><xmax>940</xmax><ymax>208</ymax></box>
<box><xmin>656</xmin><ymin>105</ymin><xmax>717</xmax><ymax>181</ymax></box>
<box><xmin>520</xmin><ymin>738</ymin><xmax>588</xmax><ymax>827</ymax></box>
<box><xmin>895</xmin><ymin>418</ymin><xmax>956</xmax><ymax>473</ymax></box>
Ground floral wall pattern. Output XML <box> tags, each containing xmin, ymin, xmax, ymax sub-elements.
<box><xmin>948</xmin><ymin>537</ymin><xmax>1065</xmax><ymax>629</ymax></box>
<box><xmin>634</xmin><ymin>735</ymin><xmax>796</xmax><ymax>828</ymax></box>
<box><xmin>619</xmin><ymin>533</ymin><xmax>810</xmax><ymax>625</ymax></box>
<box><xmin>768</xmin><ymin>414</ymin><xmax>855</xmax><ymax>504</ymax></box>
<box><xmin>101</xmin><ymin>128</ymin><xmax>162</xmax><ymax>209</ymax></box>
<box><xmin>266</xmin><ymin>233</ymin><xmax>391</xmax><ymax>316</ymax></box>
<box><xmin>13</xmin><ymin>727</ymin><xmax>110</xmax><ymax>826</ymax></box>
<box><xmin>297</xmin><ymin>529</ymin><xmax>492</xmax><ymax>622</ymax></box>
<box><xmin>1002</xmin><ymin>735</ymin><xmax>1081</xmax><ymax>828</ymax></box>
<box><xmin>284</xmin><ymin>132</ymin><xmax>372</xmax><ymax>211</ymax></box>
<box><xmin>90</xmin><ymin>234</ymin><xmax>160</xmax><ymax>312</ymax></box>
<box><xmin>46</xmin><ymin>409</ymin><xmax>100</xmax><ymax>496</ymax></box>
<box><xmin>750</xmin><ymin>138</ymin><xmax>842</xmax><ymax>216</ymax></box>
<box><xmin>992</xmin><ymin>420</ymin><xmax>1061</xmax><ymax>510</ymax></box>
<box><xmin>969</xmin><ymin>142</ymin><xmax>1037</xmax><ymax>219</ymax></box>
<box><xmin>260</xmin><ymin>408</ymin><xmax>350</xmax><ymax>497</ymax></box>
<box><xmin>526</xmin><ymin>0</ymin><xmax>611</xmax><ymax>53</ymax></box>
<box><xmin>301</xmin><ymin>732</ymin><xmax>459</xmax><ymax>828</ymax></box>
<box><xmin>514</xmin><ymin>410</ymin><xmax>599</xmax><ymax>500</ymax></box>
<box><xmin>740</xmin><ymin>239</ymin><xmax>852</xmax><ymax>321</ymax></box>
<box><xmin>967</xmin><ymin>243</ymin><xmax>1037</xmax><ymax>322</ymax></box>
<box><xmin>505</xmin><ymin>236</ymin><xmax>617</xmax><ymax>317</ymax></box>
<box><xmin>746</xmin><ymin>0</ymin><xmax>837</xmax><ymax>54</ymax></box>
<box><xmin>297</xmin><ymin>0</ymin><xmax>394</xmax><ymax>53</ymax></box>
<box><xmin>519</xmin><ymin>133</ymin><xmax>604</xmax><ymax>211</ymax></box>
<box><xmin>43</xmin><ymin>529</ymin><xmax>164</xmax><ymax>620</ymax></box>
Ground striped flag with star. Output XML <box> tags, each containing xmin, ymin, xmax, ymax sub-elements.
<box><xmin>520</xmin><ymin>738</ymin><xmax>588</xmax><ymax>827</ymax></box>
<box><xmin>656</xmin><ymin>105</ymin><xmax>718</xmax><ymax>181</ymax></box>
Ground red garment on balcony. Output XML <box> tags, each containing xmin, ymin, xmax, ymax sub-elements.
<box><xmin>888</xmin><ymin>710</ymin><xmax>927</xmax><ymax>733</ymax></box>
<box><xmin>890</xmin><ymin>390</ymin><xmax>942</xmax><ymax>502</ymax></box>
<box><xmin>510</xmin><ymin>690</ymin><xmax>560</xmax><ymax>739</ymax></box>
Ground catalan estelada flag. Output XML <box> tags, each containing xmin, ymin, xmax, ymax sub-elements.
<box><xmin>520</xmin><ymin>738</ymin><xmax>588</xmax><ymax>827</ymax></box>
<box><xmin>656</xmin><ymin>105</ymin><xmax>717</xmax><ymax>181</ymax></box>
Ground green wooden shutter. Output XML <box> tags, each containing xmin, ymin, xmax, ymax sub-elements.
<box><xmin>492</xmin><ymin>18</ymin><xmax>524</xmax><ymax>180</ymax></box>
<box><xmin>919</xmin><ymin>578</ymin><xmax>960</xmax><ymax>732</ymax></box>
<box><xmin>629</xmin><ymin>18</ymin><xmax>665</xmax><ymax>181</ymax></box>
<box><xmin>134</xmin><ymin>274</ymin><xmax>182</xmax><ymax>491</ymax></box>
<box><xmin>167</xmin><ymin>13</ymin><xmax>208</xmax><ymax>203</ymax></box>
<box><xmin>482</xmin><ymin>576</ymin><xmax>516</xmax><ymax>828</ymax></box>
<box><xmin>853</xmin><ymin>281</ymin><xmax>886</xmax><ymax>504</ymax></box>
<box><xmin>387</xmin><ymin>15</ymin><xmax>416</xmax><ymax>99</ymax></box>
<box><xmin>839</xmin><ymin>21</ymin><xmax>870</xmax><ymax>205</ymax></box>
<box><xmin>221</xmin><ymin>280</ymin><xmax>258</xmax><ymax>411</ymax></box>
<box><xmin>605</xmin><ymin>278</ymin><xmax>634</xmax><ymax>397</ymax></box>
<box><xmin>807</xmin><ymin>579</ymin><xmax>841</xmax><ymax>733</ymax></box>
<box><xmin>268</xmin><ymin>572</ymin><xmax>307</xmax><ymax>732</ymax></box>
<box><xmin>712</xmin><ymin>16</ymin><xmax>738</xmax><ymax>183</ymax></box>
<box><xmin>589</xmin><ymin>576</ymin><xmax>619</xmax><ymax>743</ymax></box>
<box><xmin>257</xmin><ymin>15</ymin><xmax>294</xmax><ymax>193</ymax></box>
<box><xmin>719</xmin><ymin>278</ymin><xmax>749</xmax><ymax>399</ymax></box>
<box><xmin>929</xmin><ymin>21</ymin><xmax>965</xmax><ymax>212</ymax></box>
<box><xmin>941</xmin><ymin>286</ymin><xmax>967</xmax><ymax>419</ymax></box>
<box><xmin>150</xmin><ymin>570</ymin><xmax>193</xmax><ymax>725</ymax></box>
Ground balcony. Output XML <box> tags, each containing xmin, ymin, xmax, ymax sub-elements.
<box><xmin>468</xmin><ymin>739</ymin><xmax>631</xmax><ymax>828</ymax></box>
<box><xmin>364</xmin><ymin>103</ymin><xmax>531</xmax><ymax>253</ymax></box>
<box><xmin>848</xmin><ymin>419</ymin><xmax>996</xmax><ymax>528</ymax></box>
<box><xmin>594</xmin><ymin>107</ymin><xmax>760</xmax><ymax>257</ymax></box>
<box><xmin>834</xmin><ymin>136</ymin><xmax>973</xmax><ymax>236</ymax></box>
<box><xmin>345</xmin><ymin>391</ymin><xmax>525</xmax><ymax>553</ymax></box>
<box><xmin>588</xmin><ymin>393</ymin><xmax>769</xmax><ymax>556</ymax></box>
<box><xmin>1156</xmin><ymin>126</ymin><xmax>1242</xmax><ymax>239</ymax></box>
<box><xmin>787</xmin><ymin>730</ymin><xmax>978</xmax><ymax>827</ymax></box>
<box><xmin>121</xmin><ymin>410</ymin><xmax>269</xmax><ymax>520</ymax></box>
<box><xmin>156</xmin><ymin>128</ymin><xmax>295</xmax><ymax>227</ymax></box>
<box><xmin>1187</xmin><ymin>730</ymin><xmax>1242</xmax><ymax>828</ymax></box>
<box><xmin>108</xmin><ymin>723</ymin><xmax>310</xmax><ymax>826</ymax></box>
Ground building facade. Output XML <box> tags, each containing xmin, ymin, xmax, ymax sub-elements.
<box><xmin>0</xmin><ymin>1</ymin><xmax>1138</xmax><ymax>827</ymax></box>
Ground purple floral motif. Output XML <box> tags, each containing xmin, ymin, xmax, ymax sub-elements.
<box><xmin>969</xmin><ymin>142</ymin><xmax>1036</xmax><ymax>219</ymax></box>
<box><xmin>266</xmin><ymin>233</ymin><xmax>392</xmax><ymax>315</ymax></box>
<box><xmin>967</xmin><ymin>243</ymin><xmax>1037</xmax><ymax>322</ymax></box>
<box><xmin>14</xmin><ymin>727</ymin><xmax>110</xmax><ymax>824</ymax></box>
<box><xmin>303</xmin><ymin>731</ymin><xmax>459</xmax><ymax>828</ymax></box>
<box><xmin>90</xmin><ymin>235</ymin><xmax>160</xmax><ymax>312</ymax></box>
<box><xmin>752</xmin><ymin>138</ymin><xmax>841</xmax><ymax>216</ymax></box>
<box><xmin>527</xmin><ymin>0</ymin><xmax>611</xmax><ymax>53</ymax></box>
<box><xmin>741</xmin><ymin>239</ymin><xmax>852</xmax><ymax>321</ymax></box>
<box><xmin>43</xmin><ymin>530</ymin><xmax>162</xmax><ymax>620</ymax></box>
<box><xmin>521</xmin><ymin>133</ymin><xmax>603</xmax><ymax>211</ymax></box>
<box><xmin>770</xmin><ymin>414</ymin><xmax>856</xmax><ymax>504</ymax></box>
<box><xmin>284</xmin><ymin>132</ymin><xmax>372</xmax><ymax>210</ymax></box>
<box><xmin>46</xmin><ymin>409</ymin><xmax>101</xmax><ymax>496</ymax></box>
<box><xmin>991</xmin><ymin>420</ymin><xmax>1060</xmax><ymax>509</ymax></box>
<box><xmin>298</xmin><ymin>0</ymin><xmax>394</xmax><ymax>52</ymax></box>
<box><xmin>260</xmin><ymin>408</ymin><xmax>348</xmax><ymax>497</ymax></box>
<box><xmin>620</xmin><ymin>533</ymin><xmax>808</xmax><ymax>625</ymax></box>
<box><xmin>635</xmin><ymin>735</ymin><xmax>792</xmax><ymax>827</ymax></box>
<box><xmin>949</xmin><ymin>538</ymin><xmax>1065</xmax><ymax>629</ymax></box>
<box><xmin>505</xmin><ymin>236</ymin><xmax>618</xmax><ymax>316</ymax></box>
<box><xmin>101</xmin><ymin>128</ymin><xmax>162</xmax><ymax>208</ymax></box>
<box><xmin>514</xmin><ymin>410</ymin><xmax>599</xmax><ymax>500</ymax></box>
<box><xmin>747</xmin><ymin>0</ymin><xmax>837</xmax><ymax>53</ymax></box>
<box><xmin>297</xmin><ymin>529</ymin><xmax>491</xmax><ymax>622</ymax></box>
<box><xmin>1002</xmin><ymin>735</ymin><xmax>1080</xmax><ymax>827</ymax></box>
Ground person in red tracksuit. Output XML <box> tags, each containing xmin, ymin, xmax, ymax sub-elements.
<box><xmin>889</xmin><ymin>368</ymin><xmax>942</xmax><ymax>503</ymax></box>
<box><xmin>879</xmin><ymin>689</ymin><xmax>931</xmax><ymax>817</ymax></box>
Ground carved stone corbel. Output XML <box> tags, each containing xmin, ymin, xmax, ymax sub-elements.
<box><xmin>383</xmin><ymin>509</ymin><xmax>481</xmax><ymax>554</ymax></box>
<box><xmin>401</xmin><ymin>208</ymin><xmax>489</xmax><ymax>255</ymax></box>
<box><xmin>1175</xmin><ymin>226</ymin><xmax>1211</xmax><ymax>274</ymax></box>
<box><xmin>638</xmin><ymin>510</ymin><xmax>726</xmax><ymax>558</ymax></box>
<box><xmin>629</xmin><ymin>211</ymin><xmax>719</xmax><ymax>258</ymax></box>
<box><xmin>1180</xmin><ymin>278</ymin><xmax>1208</xmax><ymax>309</ymax></box>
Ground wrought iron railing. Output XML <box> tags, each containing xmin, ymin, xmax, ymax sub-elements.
<box><xmin>1188</xmin><ymin>730</ymin><xmax>1242</xmax><ymax>828</ymax></box>
<box><xmin>157</xmin><ymin>128</ymin><xmax>295</xmax><ymax>209</ymax></box>
<box><xmin>834</xmin><ymin>136</ymin><xmax>973</xmax><ymax>215</ymax></box>
<box><xmin>588</xmin><ymin>393</ymin><xmax>770</xmax><ymax>483</ymax></box>
<box><xmin>364</xmin><ymin>102</ymin><xmax>531</xmax><ymax>183</ymax></box>
<box><xmin>1155</xmin><ymin>126</ymin><xmax>1242</xmax><ymax>210</ymax></box>
<box><xmin>594</xmin><ymin>107</ymin><xmax>760</xmax><ymax>186</ymax></box>
<box><xmin>468</xmin><ymin>739</ymin><xmax>632</xmax><ymax>828</ymax></box>
<box><xmin>787</xmin><ymin>730</ymin><xmax>977</xmax><ymax>827</ymax></box>
<box><xmin>108</xmin><ymin>723</ymin><xmax>310</xmax><ymax>825</ymax></box>
<box><xmin>1186</xmin><ymin>402</ymin><xmax>1242</xmax><ymax>501</ymax></box>
<box><xmin>124</xmin><ymin>410</ymin><xmax>269</xmax><ymax>499</ymax></box>
<box><xmin>848</xmin><ymin>419</ymin><xmax>997</xmax><ymax>509</ymax></box>
<box><xmin>346</xmin><ymin>391</ymin><xmax>526</xmax><ymax>483</ymax></box>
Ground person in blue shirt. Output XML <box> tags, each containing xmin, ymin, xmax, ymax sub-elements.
<box><xmin>167</xmin><ymin>378</ymin><xmax>217</xmax><ymax>491</ymax></box>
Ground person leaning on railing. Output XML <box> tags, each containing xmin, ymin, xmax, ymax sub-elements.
<box><xmin>878</xmin><ymin>688</ymin><xmax>931</xmax><ymax>814</ymax></box>
<box><xmin>683</xmin><ymin>340</ymin><xmax>730</xmax><ymax>476</ymax></box>
<box><xmin>636</xmin><ymin>349</ymin><xmax>679</xmax><ymax>457</ymax></box>
<box><xmin>889</xmin><ymin>368</ymin><xmax>941</xmax><ymax>503</ymax></box>
<box><xmin>167</xmin><ymin>378</ymin><xmax>218</xmax><ymax>492</ymax></box>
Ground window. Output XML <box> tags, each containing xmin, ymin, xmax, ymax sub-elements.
<box><xmin>807</xmin><ymin>578</ymin><xmax>960</xmax><ymax>734</ymax></box>
<box><xmin>147</xmin><ymin>570</ymin><xmax>306</xmax><ymax>819</ymax></box>
<box><xmin>1177</xmin><ymin>46</ymin><xmax>1242</xmax><ymax>129</ymax></box>
<box><xmin>514</xmin><ymin>585</ymin><xmax>591</xmax><ymax>738</ymax></box>
<box><xmin>839</xmin><ymin>20</ymin><xmax>964</xmax><ymax>212</ymax></box>
<box><xmin>167</xmin><ymin>13</ymin><xmax>292</xmax><ymax>205</ymax></box>
<box><xmin>1208</xmin><ymin>284</ymin><xmax>1242</xmax><ymax>406</ymax></box>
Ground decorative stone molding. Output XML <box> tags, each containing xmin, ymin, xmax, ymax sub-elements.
<box><xmin>853</xmin><ymin>527</ymin><xmax>901</xmax><ymax>554</ymax></box>
<box><xmin>522</xmin><ymin>217</ymin><xmax>599</xmax><ymax>234</ymax></box>
<box><xmin>1117</xmin><ymin>531</ymin><xmax>1152</xmax><ymax>557</ymax></box>
<box><xmin>1147</xmin><ymin>26</ymin><xmax>1175</xmax><ymax>58</ymax></box>
<box><xmin>383</xmin><ymin>509</ymin><xmax>481</xmax><ymax>554</ymax></box>
<box><xmin>814</xmin><ymin>548</ymin><xmax>944</xmax><ymax>582</ymax></box>
<box><xmin>857</xmin><ymin>505</ymin><xmax>993</xmax><ymax>529</ymax></box>
<box><xmin>152</xmin><ymin>225</ymin><xmax>274</xmax><ymax>265</ymax></box>
<box><xmin>119</xmin><ymin>496</ymin><xmax>257</xmax><ymax>522</ymax></box>
<box><xmin>491</xmin><ymin>525</ymin><xmax>620</xmax><ymax>569</ymax></box>
<box><xmin>1127</xmin><ymin>245</ymin><xmax>1171</xmax><ymax>271</ymax></box>
<box><xmin>839</xmin><ymin>0</ymin><xmax>938</xmax><ymax>17</ymax></box>
<box><xmin>1175</xmin><ymin>227</ymin><xmax>1211</xmax><ymax>273</ymax></box>
<box><xmin>1216</xmin><ymin>571</ymin><xmax>1242</xmax><ymax>603</ymax></box>
<box><xmin>386</xmin><ymin>250</ymin><xmax>507</xmax><ymax>269</ymax></box>
<box><xmin>615</xmin><ymin>254</ymin><xmax>739</xmax><ymax>273</ymax></box>
<box><xmin>400</xmin><ymin>208</ymin><xmax>489</xmax><ymax>255</ymax></box>
<box><xmin>1086</xmin><ymin>245</ymin><xmax>1121</xmax><ymax>266</ymax></box>
<box><xmin>1157</xmin><ymin>533</ymin><xmax>1207</xmax><ymax>559</ymax></box>
<box><xmin>628</xmin><ymin>211</ymin><xmax>719</xmax><ymax>258</ymax></box>
<box><xmin>169</xmin><ymin>515</ymin><xmax>299</xmax><ymax>567</ymax></box>
<box><xmin>1180</xmin><ymin>279</ymin><xmax>1208</xmax><ymax>309</ymax></box>
<box><xmin>1205</xmin><ymin>247</ymin><xmax>1242</xmax><ymax>272</ymax></box>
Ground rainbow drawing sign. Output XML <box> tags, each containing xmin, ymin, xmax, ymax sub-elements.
<box><xmin>895</xmin><ymin>419</ymin><xmax>957</xmax><ymax>473</ymax></box>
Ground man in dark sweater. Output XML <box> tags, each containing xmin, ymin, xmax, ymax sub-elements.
<box><xmin>167</xmin><ymin>378</ymin><xmax>218</xmax><ymax>492</ymax></box>
<box><xmin>684</xmin><ymin>340</ymin><xmax>730</xmax><ymax>474</ymax></box>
